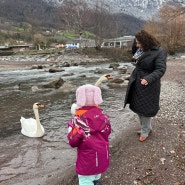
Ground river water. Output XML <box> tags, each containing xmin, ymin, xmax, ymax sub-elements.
<box><xmin>0</xmin><ymin>62</ymin><xmax>135</xmax><ymax>185</ymax></box>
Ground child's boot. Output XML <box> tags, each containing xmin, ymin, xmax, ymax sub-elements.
<box><xmin>93</xmin><ymin>180</ymin><xmax>99</xmax><ymax>185</ymax></box>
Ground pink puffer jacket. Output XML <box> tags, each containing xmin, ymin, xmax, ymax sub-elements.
<box><xmin>67</xmin><ymin>106</ymin><xmax>111</xmax><ymax>175</ymax></box>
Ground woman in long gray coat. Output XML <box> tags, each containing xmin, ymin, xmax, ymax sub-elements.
<box><xmin>124</xmin><ymin>30</ymin><xmax>167</xmax><ymax>142</ymax></box>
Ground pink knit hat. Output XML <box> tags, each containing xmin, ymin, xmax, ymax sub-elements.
<box><xmin>76</xmin><ymin>84</ymin><xmax>103</xmax><ymax>108</ymax></box>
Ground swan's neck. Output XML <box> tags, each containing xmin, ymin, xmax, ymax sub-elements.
<box><xmin>33</xmin><ymin>108</ymin><xmax>43</xmax><ymax>134</ymax></box>
<box><xmin>94</xmin><ymin>78</ymin><xmax>103</xmax><ymax>87</ymax></box>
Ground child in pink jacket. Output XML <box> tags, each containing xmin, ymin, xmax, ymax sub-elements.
<box><xmin>67</xmin><ymin>84</ymin><xmax>111</xmax><ymax>185</ymax></box>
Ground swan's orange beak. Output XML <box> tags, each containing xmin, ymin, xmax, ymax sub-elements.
<box><xmin>107</xmin><ymin>75</ymin><xmax>113</xmax><ymax>79</ymax></box>
<box><xmin>38</xmin><ymin>104</ymin><xmax>44</xmax><ymax>108</ymax></box>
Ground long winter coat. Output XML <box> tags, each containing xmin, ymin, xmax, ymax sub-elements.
<box><xmin>124</xmin><ymin>46</ymin><xmax>167</xmax><ymax>117</ymax></box>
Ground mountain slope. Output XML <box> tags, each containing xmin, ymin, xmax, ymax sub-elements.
<box><xmin>0</xmin><ymin>0</ymin><xmax>58</xmax><ymax>28</ymax></box>
<box><xmin>0</xmin><ymin>0</ymin><xmax>144</xmax><ymax>37</ymax></box>
<box><xmin>44</xmin><ymin>0</ymin><xmax>185</xmax><ymax>20</ymax></box>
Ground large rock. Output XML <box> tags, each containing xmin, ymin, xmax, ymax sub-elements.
<box><xmin>42</xmin><ymin>77</ymin><xmax>65</xmax><ymax>89</ymax></box>
<box><xmin>109</xmin><ymin>63</ymin><xmax>120</xmax><ymax>69</ymax></box>
<box><xmin>107</xmin><ymin>75</ymin><xmax>130</xmax><ymax>88</ymax></box>
<box><xmin>118</xmin><ymin>67</ymin><xmax>127</xmax><ymax>74</ymax></box>
<box><xmin>31</xmin><ymin>65</ymin><xmax>44</xmax><ymax>69</ymax></box>
<box><xmin>48</xmin><ymin>68</ymin><xmax>65</xmax><ymax>73</ymax></box>
<box><xmin>57</xmin><ymin>82</ymin><xmax>76</xmax><ymax>93</ymax></box>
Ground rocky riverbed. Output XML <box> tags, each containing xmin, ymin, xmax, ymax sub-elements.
<box><xmin>0</xmin><ymin>50</ymin><xmax>110</xmax><ymax>70</ymax></box>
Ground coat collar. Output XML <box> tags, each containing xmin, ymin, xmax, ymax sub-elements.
<box><xmin>139</xmin><ymin>46</ymin><xmax>160</xmax><ymax>59</ymax></box>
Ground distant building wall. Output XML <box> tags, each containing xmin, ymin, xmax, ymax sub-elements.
<box><xmin>101</xmin><ymin>36</ymin><xmax>135</xmax><ymax>48</ymax></box>
<box><xmin>73</xmin><ymin>39</ymin><xmax>96</xmax><ymax>48</ymax></box>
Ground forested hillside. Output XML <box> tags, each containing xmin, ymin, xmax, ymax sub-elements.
<box><xmin>0</xmin><ymin>0</ymin><xmax>59</xmax><ymax>28</ymax></box>
<box><xmin>0</xmin><ymin>0</ymin><xmax>144</xmax><ymax>39</ymax></box>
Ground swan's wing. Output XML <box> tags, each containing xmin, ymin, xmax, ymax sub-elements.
<box><xmin>20</xmin><ymin>116</ymin><xmax>45</xmax><ymax>137</ymax></box>
<box><xmin>20</xmin><ymin>117</ymin><xmax>37</xmax><ymax>133</ymax></box>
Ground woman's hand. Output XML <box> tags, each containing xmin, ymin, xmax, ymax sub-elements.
<box><xmin>140</xmin><ymin>78</ymin><xmax>148</xmax><ymax>85</ymax></box>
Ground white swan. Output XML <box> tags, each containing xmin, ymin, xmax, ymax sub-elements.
<box><xmin>71</xmin><ymin>74</ymin><xmax>113</xmax><ymax>114</ymax></box>
<box><xmin>20</xmin><ymin>103</ymin><xmax>45</xmax><ymax>137</ymax></box>
<box><xmin>94</xmin><ymin>74</ymin><xmax>113</xmax><ymax>86</ymax></box>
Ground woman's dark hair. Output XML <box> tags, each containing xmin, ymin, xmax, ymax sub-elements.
<box><xmin>132</xmin><ymin>38</ymin><xmax>138</xmax><ymax>55</ymax></box>
<box><xmin>135</xmin><ymin>30</ymin><xmax>160</xmax><ymax>51</ymax></box>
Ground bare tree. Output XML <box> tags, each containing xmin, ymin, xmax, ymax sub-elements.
<box><xmin>144</xmin><ymin>2</ymin><xmax>185</xmax><ymax>54</ymax></box>
<box><xmin>59</xmin><ymin>0</ymin><xmax>88</xmax><ymax>32</ymax></box>
<box><xmin>143</xmin><ymin>18</ymin><xmax>161</xmax><ymax>36</ymax></box>
<box><xmin>91</xmin><ymin>0</ymin><xmax>112</xmax><ymax>48</ymax></box>
<box><xmin>33</xmin><ymin>33</ymin><xmax>45</xmax><ymax>50</ymax></box>
<box><xmin>58</xmin><ymin>0</ymin><xmax>114</xmax><ymax>48</ymax></box>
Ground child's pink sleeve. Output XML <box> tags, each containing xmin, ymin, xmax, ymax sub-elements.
<box><xmin>67</xmin><ymin>120</ymin><xmax>84</xmax><ymax>148</ymax></box>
